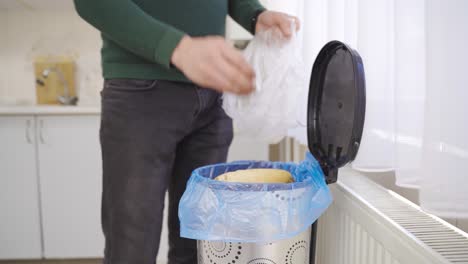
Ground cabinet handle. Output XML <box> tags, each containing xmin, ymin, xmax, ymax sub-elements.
<box><xmin>39</xmin><ymin>119</ymin><xmax>45</xmax><ymax>144</ymax></box>
<box><xmin>25</xmin><ymin>119</ymin><xmax>32</xmax><ymax>144</ymax></box>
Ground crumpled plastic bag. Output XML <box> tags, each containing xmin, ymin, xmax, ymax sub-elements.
<box><xmin>222</xmin><ymin>22</ymin><xmax>307</xmax><ymax>143</ymax></box>
<box><xmin>178</xmin><ymin>153</ymin><xmax>332</xmax><ymax>243</ymax></box>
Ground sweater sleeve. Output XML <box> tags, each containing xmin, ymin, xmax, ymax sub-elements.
<box><xmin>74</xmin><ymin>0</ymin><xmax>185</xmax><ymax>68</ymax></box>
<box><xmin>228</xmin><ymin>0</ymin><xmax>266</xmax><ymax>35</ymax></box>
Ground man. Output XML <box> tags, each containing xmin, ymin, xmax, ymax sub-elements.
<box><xmin>73</xmin><ymin>1</ymin><xmax>299</xmax><ymax>263</ymax></box>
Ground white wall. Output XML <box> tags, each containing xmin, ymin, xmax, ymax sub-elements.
<box><xmin>0</xmin><ymin>2</ymin><xmax>102</xmax><ymax>105</ymax></box>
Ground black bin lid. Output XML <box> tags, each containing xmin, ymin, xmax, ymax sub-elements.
<box><xmin>307</xmin><ymin>41</ymin><xmax>366</xmax><ymax>184</ymax></box>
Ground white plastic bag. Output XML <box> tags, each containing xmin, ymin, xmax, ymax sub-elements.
<box><xmin>222</xmin><ymin>22</ymin><xmax>306</xmax><ymax>143</ymax></box>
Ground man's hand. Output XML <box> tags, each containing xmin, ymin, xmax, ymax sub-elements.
<box><xmin>171</xmin><ymin>36</ymin><xmax>255</xmax><ymax>95</ymax></box>
<box><xmin>256</xmin><ymin>11</ymin><xmax>300</xmax><ymax>38</ymax></box>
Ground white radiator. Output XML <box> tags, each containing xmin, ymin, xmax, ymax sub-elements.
<box><xmin>316</xmin><ymin>168</ymin><xmax>468</xmax><ymax>264</ymax></box>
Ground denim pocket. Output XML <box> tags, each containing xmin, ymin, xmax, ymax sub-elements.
<box><xmin>104</xmin><ymin>79</ymin><xmax>158</xmax><ymax>92</ymax></box>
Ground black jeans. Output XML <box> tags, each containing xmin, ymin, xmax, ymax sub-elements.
<box><xmin>100</xmin><ymin>79</ymin><xmax>233</xmax><ymax>264</ymax></box>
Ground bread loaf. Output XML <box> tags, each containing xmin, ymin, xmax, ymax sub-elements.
<box><xmin>215</xmin><ymin>168</ymin><xmax>293</xmax><ymax>183</ymax></box>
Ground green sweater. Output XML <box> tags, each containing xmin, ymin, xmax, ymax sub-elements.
<box><xmin>74</xmin><ymin>0</ymin><xmax>265</xmax><ymax>82</ymax></box>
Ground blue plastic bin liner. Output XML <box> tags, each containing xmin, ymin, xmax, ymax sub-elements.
<box><xmin>179</xmin><ymin>153</ymin><xmax>332</xmax><ymax>243</ymax></box>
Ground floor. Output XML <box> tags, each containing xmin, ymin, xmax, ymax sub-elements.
<box><xmin>0</xmin><ymin>260</ymin><xmax>101</xmax><ymax>264</ymax></box>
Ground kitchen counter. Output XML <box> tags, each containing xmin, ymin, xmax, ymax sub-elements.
<box><xmin>0</xmin><ymin>105</ymin><xmax>100</xmax><ymax>115</ymax></box>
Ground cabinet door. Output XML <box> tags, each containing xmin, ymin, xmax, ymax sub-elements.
<box><xmin>0</xmin><ymin>116</ymin><xmax>42</xmax><ymax>259</ymax></box>
<box><xmin>37</xmin><ymin>115</ymin><xmax>103</xmax><ymax>258</ymax></box>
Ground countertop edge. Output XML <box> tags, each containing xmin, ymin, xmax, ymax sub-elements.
<box><xmin>0</xmin><ymin>106</ymin><xmax>101</xmax><ymax>115</ymax></box>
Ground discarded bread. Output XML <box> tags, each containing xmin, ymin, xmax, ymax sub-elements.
<box><xmin>215</xmin><ymin>168</ymin><xmax>293</xmax><ymax>183</ymax></box>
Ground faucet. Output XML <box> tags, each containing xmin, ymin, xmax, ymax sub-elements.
<box><xmin>37</xmin><ymin>67</ymin><xmax>78</xmax><ymax>105</ymax></box>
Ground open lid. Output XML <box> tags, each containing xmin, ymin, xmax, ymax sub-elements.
<box><xmin>307</xmin><ymin>41</ymin><xmax>366</xmax><ymax>184</ymax></box>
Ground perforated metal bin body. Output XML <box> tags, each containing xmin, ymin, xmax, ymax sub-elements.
<box><xmin>198</xmin><ymin>227</ymin><xmax>311</xmax><ymax>264</ymax></box>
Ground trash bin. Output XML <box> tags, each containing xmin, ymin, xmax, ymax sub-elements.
<box><xmin>198</xmin><ymin>227</ymin><xmax>311</xmax><ymax>264</ymax></box>
<box><xmin>179</xmin><ymin>40</ymin><xmax>366</xmax><ymax>264</ymax></box>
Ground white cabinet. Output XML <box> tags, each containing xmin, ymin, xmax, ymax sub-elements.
<box><xmin>37</xmin><ymin>115</ymin><xmax>103</xmax><ymax>258</ymax></box>
<box><xmin>0</xmin><ymin>116</ymin><xmax>42</xmax><ymax>259</ymax></box>
<box><xmin>0</xmin><ymin>113</ymin><xmax>103</xmax><ymax>259</ymax></box>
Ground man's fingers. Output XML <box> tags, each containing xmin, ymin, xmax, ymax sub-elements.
<box><xmin>217</xmin><ymin>58</ymin><xmax>254</xmax><ymax>94</ymax></box>
<box><xmin>200</xmin><ymin>63</ymin><xmax>235</xmax><ymax>93</ymax></box>
<box><xmin>213</xmin><ymin>68</ymin><xmax>252</xmax><ymax>95</ymax></box>
<box><xmin>206</xmin><ymin>54</ymin><xmax>253</xmax><ymax>94</ymax></box>
<box><xmin>284</xmin><ymin>15</ymin><xmax>300</xmax><ymax>31</ymax></box>
<box><xmin>293</xmin><ymin>17</ymin><xmax>300</xmax><ymax>31</ymax></box>
<box><xmin>207</xmin><ymin>71</ymin><xmax>236</xmax><ymax>93</ymax></box>
<box><xmin>221</xmin><ymin>45</ymin><xmax>255</xmax><ymax>79</ymax></box>
<box><xmin>277</xmin><ymin>15</ymin><xmax>292</xmax><ymax>38</ymax></box>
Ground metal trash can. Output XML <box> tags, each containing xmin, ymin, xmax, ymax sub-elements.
<box><xmin>182</xmin><ymin>40</ymin><xmax>366</xmax><ymax>264</ymax></box>
<box><xmin>198</xmin><ymin>227</ymin><xmax>311</xmax><ymax>264</ymax></box>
